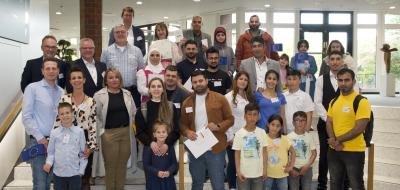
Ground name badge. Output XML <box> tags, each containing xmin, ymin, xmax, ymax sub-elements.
<box><xmin>342</xmin><ymin>106</ymin><xmax>351</xmax><ymax>113</ymax></box>
<box><xmin>137</xmin><ymin>36</ymin><xmax>143</xmax><ymax>41</ymax></box>
<box><xmin>185</xmin><ymin>107</ymin><xmax>193</xmax><ymax>113</ymax></box>
<box><xmin>63</xmin><ymin>134</ymin><xmax>70</xmax><ymax>144</ymax></box>
<box><xmin>78</xmin><ymin>104</ymin><xmax>87</xmax><ymax>111</ymax></box>
<box><xmin>174</xmin><ymin>103</ymin><xmax>181</xmax><ymax>109</ymax></box>
<box><xmin>271</xmin><ymin>97</ymin><xmax>279</xmax><ymax>103</ymax></box>
<box><xmin>214</xmin><ymin>81</ymin><xmax>222</xmax><ymax>87</ymax></box>
<box><xmin>59</xmin><ymin>73</ymin><xmax>64</xmax><ymax>79</ymax></box>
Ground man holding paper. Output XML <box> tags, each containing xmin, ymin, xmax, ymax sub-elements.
<box><xmin>180</xmin><ymin>70</ymin><xmax>234</xmax><ymax>190</ymax></box>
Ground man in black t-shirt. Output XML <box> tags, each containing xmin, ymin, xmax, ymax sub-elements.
<box><xmin>176</xmin><ymin>40</ymin><xmax>208</xmax><ymax>84</ymax></box>
<box><xmin>204</xmin><ymin>47</ymin><xmax>232</xmax><ymax>95</ymax></box>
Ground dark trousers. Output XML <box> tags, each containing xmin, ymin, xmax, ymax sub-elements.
<box><xmin>328</xmin><ymin>149</ymin><xmax>365</xmax><ymax>190</ymax></box>
<box><xmin>125</xmin><ymin>85</ymin><xmax>141</xmax><ymax>108</ymax></box>
<box><xmin>226</xmin><ymin>145</ymin><xmax>236</xmax><ymax>189</ymax></box>
<box><xmin>54</xmin><ymin>175</ymin><xmax>82</xmax><ymax>190</ymax></box>
<box><xmin>317</xmin><ymin>119</ymin><xmax>329</xmax><ymax>190</ymax></box>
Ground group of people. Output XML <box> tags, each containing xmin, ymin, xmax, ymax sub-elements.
<box><xmin>20</xmin><ymin>5</ymin><xmax>371</xmax><ymax>190</ymax></box>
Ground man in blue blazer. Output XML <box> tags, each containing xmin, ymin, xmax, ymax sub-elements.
<box><xmin>239</xmin><ymin>36</ymin><xmax>281</xmax><ymax>92</ymax></box>
<box><xmin>108</xmin><ymin>6</ymin><xmax>146</xmax><ymax>56</ymax></box>
<box><xmin>20</xmin><ymin>35</ymin><xmax>68</xmax><ymax>92</ymax></box>
<box><xmin>67</xmin><ymin>38</ymin><xmax>107</xmax><ymax>97</ymax></box>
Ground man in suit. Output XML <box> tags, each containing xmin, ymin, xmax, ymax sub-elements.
<box><xmin>239</xmin><ymin>36</ymin><xmax>281</xmax><ymax>92</ymax></box>
<box><xmin>67</xmin><ymin>38</ymin><xmax>107</xmax><ymax>97</ymax></box>
<box><xmin>20</xmin><ymin>35</ymin><xmax>68</xmax><ymax>92</ymax></box>
<box><xmin>181</xmin><ymin>16</ymin><xmax>212</xmax><ymax>62</ymax></box>
<box><xmin>108</xmin><ymin>6</ymin><xmax>146</xmax><ymax>56</ymax></box>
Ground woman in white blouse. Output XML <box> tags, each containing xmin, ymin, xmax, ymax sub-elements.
<box><xmin>224</xmin><ymin>70</ymin><xmax>255</xmax><ymax>190</ymax></box>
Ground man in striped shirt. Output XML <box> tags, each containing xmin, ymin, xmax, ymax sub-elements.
<box><xmin>101</xmin><ymin>24</ymin><xmax>145</xmax><ymax>107</ymax></box>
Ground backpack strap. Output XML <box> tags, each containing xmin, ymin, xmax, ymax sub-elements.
<box><xmin>353</xmin><ymin>94</ymin><xmax>365</xmax><ymax>113</ymax></box>
<box><xmin>330</xmin><ymin>95</ymin><xmax>340</xmax><ymax>108</ymax></box>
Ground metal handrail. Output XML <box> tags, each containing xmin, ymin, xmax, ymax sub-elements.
<box><xmin>0</xmin><ymin>97</ymin><xmax>23</xmax><ymax>142</ymax></box>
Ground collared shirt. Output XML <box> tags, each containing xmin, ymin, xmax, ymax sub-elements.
<box><xmin>254</xmin><ymin>57</ymin><xmax>269</xmax><ymax>89</ymax></box>
<box><xmin>46</xmin><ymin>125</ymin><xmax>87</xmax><ymax>177</ymax></box>
<box><xmin>22</xmin><ymin>79</ymin><xmax>64</xmax><ymax>141</ymax></box>
<box><xmin>101</xmin><ymin>43</ymin><xmax>145</xmax><ymax>87</ymax></box>
<box><xmin>284</xmin><ymin>89</ymin><xmax>314</xmax><ymax>133</ymax></box>
<box><xmin>314</xmin><ymin>71</ymin><xmax>359</xmax><ymax>121</ymax></box>
<box><xmin>83</xmin><ymin>58</ymin><xmax>97</xmax><ymax>84</ymax></box>
<box><xmin>127</xmin><ymin>25</ymin><xmax>135</xmax><ymax>46</ymax></box>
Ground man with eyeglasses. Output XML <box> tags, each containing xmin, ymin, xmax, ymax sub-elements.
<box><xmin>20</xmin><ymin>35</ymin><xmax>68</xmax><ymax>92</ymax></box>
<box><xmin>67</xmin><ymin>38</ymin><xmax>107</xmax><ymax>97</ymax></box>
<box><xmin>101</xmin><ymin>24</ymin><xmax>145</xmax><ymax>108</ymax></box>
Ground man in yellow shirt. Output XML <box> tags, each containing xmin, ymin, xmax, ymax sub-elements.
<box><xmin>326</xmin><ymin>68</ymin><xmax>371</xmax><ymax>190</ymax></box>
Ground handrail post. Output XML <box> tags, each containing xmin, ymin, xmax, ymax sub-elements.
<box><xmin>179</xmin><ymin>136</ymin><xmax>184</xmax><ymax>190</ymax></box>
<box><xmin>367</xmin><ymin>142</ymin><xmax>374</xmax><ymax>190</ymax></box>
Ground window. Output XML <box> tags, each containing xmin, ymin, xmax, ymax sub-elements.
<box><xmin>231</xmin><ymin>29</ymin><xmax>236</xmax><ymax>52</ymax></box>
<box><xmin>357</xmin><ymin>13</ymin><xmax>377</xmax><ymax>25</ymax></box>
<box><xmin>232</xmin><ymin>13</ymin><xmax>236</xmax><ymax>24</ymax></box>
<box><xmin>273</xmin><ymin>12</ymin><xmax>295</xmax><ymax>24</ymax></box>
<box><xmin>357</xmin><ymin>28</ymin><xmax>377</xmax><ymax>89</ymax></box>
<box><xmin>384</xmin><ymin>13</ymin><xmax>400</xmax><ymax>91</ymax></box>
<box><xmin>301</xmin><ymin>13</ymin><xmax>323</xmax><ymax>24</ymax></box>
<box><xmin>329</xmin><ymin>13</ymin><xmax>351</xmax><ymax>25</ymax></box>
<box><xmin>385</xmin><ymin>14</ymin><xmax>400</xmax><ymax>24</ymax></box>
<box><xmin>245</xmin><ymin>12</ymin><xmax>266</xmax><ymax>23</ymax></box>
<box><xmin>273</xmin><ymin>28</ymin><xmax>295</xmax><ymax>56</ymax></box>
<box><xmin>186</xmin><ymin>19</ymin><xmax>192</xmax><ymax>29</ymax></box>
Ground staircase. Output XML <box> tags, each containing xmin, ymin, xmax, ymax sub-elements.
<box><xmin>3</xmin><ymin>106</ymin><xmax>400</xmax><ymax>190</ymax></box>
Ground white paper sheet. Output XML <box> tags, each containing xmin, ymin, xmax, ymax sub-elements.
<box><xmin>184</xmin><ymin>127</ymin><xmax>219</xmax><ymax>158</ymax></box>
<box><xmin>201</xmin><ymin>38</ymin><xmax>208</xmax><ymax>48</ymax></box>
<box><xmin>183</xmin><ymin>77</ymin><xmax>194</xmax><ymax>92</ymax></box>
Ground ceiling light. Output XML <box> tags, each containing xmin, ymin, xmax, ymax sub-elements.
<box><xmin>56</xmin><ymin>11</ymin><xmax>62</xmax><ymax>15</ymax></box>
<box><xmin>389</xmin><ymin>6</ymin><xmax>396</xmax><ymax>9</ymax></box>
<box><xmin>193</xmin><ymin>0</ymin><xmax>201</xmax><ymax>2</ymax></box>
<box><xmin>264</xmin><ymin>4</ymin><xmax>271</xmax><ymax>8</ymax></box>
<box><xmin>102</xmin><ymin>27</ymin><xmax>108</xmax><ymax>30</ymax></box>
<box><xmin>163</xmin><ymin>16</ymin><xmax>169</xmax><ymax>19</ymax></box>
<box><xmin>136</xmin><ymin>1</ymin><xmax>143</xmax><ymax>5</ymax></box>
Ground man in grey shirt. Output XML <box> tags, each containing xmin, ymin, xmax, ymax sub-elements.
<box><xmin>101</xmin><ymin>24</ymin><xmax>145</xmax><ymax>107</ymax></box>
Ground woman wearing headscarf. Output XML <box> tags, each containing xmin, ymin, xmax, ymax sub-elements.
<box><xmin>213</xmin><ymin>26</ymin><xmax>236</xmax><ymax>77</ymax></box>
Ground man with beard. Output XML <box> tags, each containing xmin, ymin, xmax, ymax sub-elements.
<box><xmin>164</xmin><ymin>65</ymin><xmax>190</xmax><ymax>116</ymax></box>
<box><xmin>235</xmin><ymin>15</ymin><xmax>279</xmax><ymax>67</ymax></box>
<box><xmin>180</xmin><ymin>70</ymin><xmax>234</xmax><ymax>190</ymax></box>
<box><xmin>314</xmin><ymin>51</ymin><xmax>359</xmax><ymax>190</ymax></box>
<box><xmin>204</xmin><ymin>47</ymin><xmax>232</xmax><ymax>95</ymax></box>
<box><xmin>176</xmin><ymin>40</ymin><xmax>208</xmax><ymax>84</ymax></box>
<box><xmin>182</xmin><ymin>16</ymin><xmax>212</xmax><ymax>57</ymax></box>
<box><xmin>326</xmin><ymin>68</ymin><xmax>371</xmax><ymax>190</ymax></box>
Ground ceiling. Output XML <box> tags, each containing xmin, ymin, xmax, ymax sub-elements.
<box><xmin>49</xmin><ymin>0</ymin><xmax>400</xmax><ymax>47</ymax></box>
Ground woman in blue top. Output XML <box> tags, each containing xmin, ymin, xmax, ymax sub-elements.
<box><xmin>290</xmin><ymin>39</ymin><xmax>317</xmax><ymax>100</ymax></box>
<box><xmin>255</xmin><ymin>70</ymin><xmax>287</xmax><ymax>133</ymax></box>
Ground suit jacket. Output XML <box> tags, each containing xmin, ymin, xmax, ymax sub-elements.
<box><xmin>183</xmin><ymin>29</ymin><xmax>212</xmax><ymax>49</ymax></box>
<box><xmin>66</xmin><ymin>58</ymin><xmax>107</xmax><ymax>97</ymax></box>
<box><xmin>108</xmin><ymin>25</ymin><xmax>146</xmax><ymax>56</ymax></box>
<box><xmin>20</xmin><ymin>56</ymin><xmax>68</xmax><ymax>92</ymax></box>
<box><xmin>239</xmin><ymin>57</ymin><xmax>281</xmax><ymax>92</ymax></box>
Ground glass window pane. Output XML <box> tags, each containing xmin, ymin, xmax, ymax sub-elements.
<box><xmin>385</xmin><ymin>14</ymin><xmax>400</xmax><ymax>24</ymax></box>
<box><xmin>220</xmin><ymin>14</ymin><xmax>231</xmax><ymax>25</ymax></box>
<box><xmin>329</xmin><ymin>13</ymin><xmax>351</xmax><ymax>25</ymax></box>
<box><xmin>186</xmin><ymin>19</ymin><xmax>192</xmax><ymax>29</ymax></box>
<box><xmin>232</xmin><ymin>29</ymin><xmax>236</xmax><ymax>52</ymax></box>
<box><xmin>357</xmin><ymin>28</ymin><xmax>376</xmax><ymax>89</ymax></box>
<box><xmin>245</xmin><ymin>12</ymin><xmax>266</xmax><ymax>23</ymax></box>
<box><xmin>301</xmin><ymin>13</ymin><xmax>323</xmax><ymax>24</ymax></box>
<box><xmin>385</xmin><ymin>29</ymin><xmax>400</xmax><ymax>91</ymax></box>
<box><xmin>273</xmin><ymin>28</ymin><xmax>295</xmax><ymax>56</ymax></box>
<box><xmin>357</xmin><ymin>13</ymin><xmax>377</xmax><ymax>25</ymax></box>
<box><xmin>232</xmin><ymin>13</ymin><xmax>236</xmax><ymax>24</ymax></box>
<box><xmin>304</xmin><ymin>32</ymin><xmax>323</xmax><ymax>53</ymax></box>
<box><xmin>329</xmin><ymin>32</ymin><xmax>348</xmax><ymax>52</ymax></box>
<box><xmin>273</xmin><ymin>12</ymin><xmax>295</xmax><ymax>24</ymax></box>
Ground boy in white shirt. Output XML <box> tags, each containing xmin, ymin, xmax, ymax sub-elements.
<box><xmin>284</xmin><ymin>69</ymin><xmax>314</xmax><ymax>133</ymax></box>
<box><xmin>287</xmin><ymin>111</ymin><xmax>317</xmax><ymax>190</ymax></box>
<box><xmin>232</xmin><ymin>103</ymin><xmax>268</xmax><ymax>190</ymax></box>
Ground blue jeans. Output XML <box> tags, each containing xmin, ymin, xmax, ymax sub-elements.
<box><xmin>28</xmin><ymin>137</ymin><xmax>52</xmax><ymax>190</ymax></box>
<box><xmin>226</xmin><ymin>145</ymin><xmax>237</xmax><ymax>189</ymax></box>
<box><xmin>288</xmin><ymin>167</ymin><xmax>313</xmax><ymax>190</ymax></box>
<box><xmin>264</xmin><ymin>177</ymin><xmax>288</xmax><ymax>190</ymax></box>
<box><xmin>328</xmin><ymin>149</ymin><xmax>365</xmax><ymax>190</ymax></box>
<box><xmin>189</xmin><ymin>150</ymin><xmax>226</xmax><ymax>190</ymax></box>
<box><xmin>53</xmin><ymin>175</ymin><xmax>82</xmax><ymax>190</ymax></box>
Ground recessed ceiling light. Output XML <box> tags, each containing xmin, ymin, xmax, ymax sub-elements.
<box><xmin>264</xmin><ymin>4</ymin><xmax>271</xmax><ymax>8</ymax></box>
<box><xmin>102</xmin><ymin>27</ymin><xmax>108</xmax><ymax>30</ymax></box>
<box><xmin>56</xmin><ymin>11</ymin><xmax>62</xmax><ymax>15</ymax></box>
<box><xmin>193</xmin><ymin>0</ymin><xmax>201</xmax><ymax>2</ymax></box>
<box><xmin>163</xmin><ymin>16</ymin><xmax>169</xmax><ymax>19</ymax></box>
<box><xmin>136</xmin><ymin>1</ymin><xmax>143</xmax><ymax>5</ymax></box>
<box><xmin>389</xmin><ymin>6</ymin><xmax>396</xmax><ymax>9</ymax></box>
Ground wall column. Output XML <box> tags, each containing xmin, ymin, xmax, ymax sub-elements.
<box><xmin>80</xmin><ymin>0</ymin><xmax>102</xmax><ymax>61</ymax></box>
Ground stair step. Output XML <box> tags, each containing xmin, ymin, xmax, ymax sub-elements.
<box><xmin>372</xmin><ymin>106</ymin><xmax>400</xmax><ymax>120</ymax></box>
<box><xmin>3</xmin><ymin>180</ymin><xmax>53</xmax><ymax>190</ymax></box>
<box><xmin>373</xmin><ymin>119</ymin><xmax>400</xmax><ymax>134</ymax></box>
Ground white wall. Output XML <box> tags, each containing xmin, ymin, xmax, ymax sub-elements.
<box><xmin>0</xmin><ymin>0</ymin><xmax>49</xmax><ymax>187</ymax></box>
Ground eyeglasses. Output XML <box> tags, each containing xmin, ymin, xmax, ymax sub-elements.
<box><xmin>114</xmin><ymin>30</ymin><xmax>127</xmax><ymax>34</ymax></box>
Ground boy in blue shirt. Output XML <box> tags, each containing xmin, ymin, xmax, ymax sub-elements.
<box><xmin>43</xmin><ymin>102</ymin><xmax>87</xmax><ymax>190</ymax></box>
